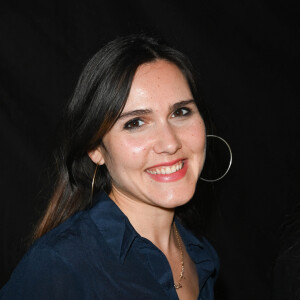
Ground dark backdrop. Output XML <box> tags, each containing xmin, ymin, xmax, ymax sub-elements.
<box><xmin>0</xmin><ymin>1</ymin><xmax>299</xmax><ymax>299</ymax></box>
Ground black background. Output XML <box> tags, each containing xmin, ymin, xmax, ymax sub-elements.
<box><xmin>0</xmin><ymin>1</ymin><xmax>299</xmax><ymax>299</ymax></box>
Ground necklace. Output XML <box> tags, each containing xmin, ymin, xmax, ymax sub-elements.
<box><xmin>173</xmin><ymin>222</ymin><xmax>184</xmax><ymax>289</ymax></box>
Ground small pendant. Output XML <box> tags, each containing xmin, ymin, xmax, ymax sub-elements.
<box><xmin>174</xmin><ymin>283</ymin><xmax>182</xmax><ymax>289</ymax></box>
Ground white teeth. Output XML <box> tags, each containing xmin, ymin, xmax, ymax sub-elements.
<box><xmin>146</xmin><ymin>161</ymin><xmax>184</xmax><ymax>175</ymax></box>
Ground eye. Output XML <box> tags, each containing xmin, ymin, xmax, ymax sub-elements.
<box><xmin>124</xmin><ymin>118</ymin><xmax>145</xmax><ymax>130</ymax></box>
<box><xmin>171</xmin><ymin>107</ymin><xmax>191</xmax><ymax>118</ymax></box>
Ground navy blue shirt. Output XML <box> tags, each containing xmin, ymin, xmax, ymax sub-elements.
<box><xmin>1</xmin><ymin>191</ymin><xmax>219</xmax><ymax>299</ymax></box>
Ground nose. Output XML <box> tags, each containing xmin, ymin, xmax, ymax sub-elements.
<box><xmin>153</xmin><ymin>123</ymin><xmax>182</xmax><ymax>154</ymax></box>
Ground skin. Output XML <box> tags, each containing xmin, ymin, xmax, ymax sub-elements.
<box><xmin>89</xmin><ymin>60</ymin><xmax>206</xmax><ymax>299</ymax></box>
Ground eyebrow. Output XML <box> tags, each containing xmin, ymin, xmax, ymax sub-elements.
<box><xmin>118</xmin><ymin>99</ymin><xmax>195</xmax><ymax>120</ymax></box>
<box><xmin>171</xmin><ymin>99</ymin><xmax>195</xmax><ymax>111</ymax></box>
<box><xmin>118</xmin><ymin>109</ymin><xmax>152</xmax><ymax>120</ymax></box>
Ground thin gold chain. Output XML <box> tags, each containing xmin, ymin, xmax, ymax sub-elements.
<box><xmin>173</xmin><ymin>222</ymin><xmax>184</xmax><ymax>289</ymax></box>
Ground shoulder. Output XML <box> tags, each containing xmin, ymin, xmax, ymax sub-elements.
<box><xmin>0</xmin><ymin>210</ymin><xmax>105</xmax><ymax>299</ymax></box>
<box><xmin>31</xmin><ymin>210</ymin><xmax>98</xmax><ymax>262</ymax></box>
<box><xmin>0</xmin><ymin>242</ymin><xmax>84</xmax><ymax>299</ymax></box>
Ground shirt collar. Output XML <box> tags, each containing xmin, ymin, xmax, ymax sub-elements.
<box><xmin>88</xmin><ymin>191</ymin><xmax>138</xmax><ymax>264</ymax></box>
<box><xmin>175</xmin><ymin>218</ymin><xmax>218</xmax><ymax>290</ymax></box>
<box><xmin>175</xmin><ymin>219</ymin><xmax>217</xmax><ymax>265</ymax></box>
<box><xmin>89</xmin><ymin>191</ymin><xmax>213</xmax><ymax>266</ymax></box>
<box><xmin>175</xmin><ymin>218</ymin><xmax>205</xmax><ymax>249</ymax></box>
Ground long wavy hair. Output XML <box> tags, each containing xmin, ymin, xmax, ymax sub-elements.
<box><xmin>33</xmin><ymin>33</ymin><xmax>214</xmax><ymax>241</ymax></box>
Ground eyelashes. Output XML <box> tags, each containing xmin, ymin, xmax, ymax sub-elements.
<box><xmin>123</xmin><ymin>107</ymin><xmax>192</xmax><ymax>131</ymax></box>
<box><xmin>124</xmin><ymin>118</ymin><xmax>145</xmax><ymax>130</ymax></box>
<box><xmin>171</xmin><ymin>107</ymin><xmax>191</xmax><ymax>118</ymax></box>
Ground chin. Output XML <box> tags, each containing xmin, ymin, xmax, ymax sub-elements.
<box><xmin>156</xmin><ymin>188</ymin><xmax>195</xmax><ymax>209</ymax></box>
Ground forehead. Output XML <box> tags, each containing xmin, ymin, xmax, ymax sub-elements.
<box><xmin>124</xmin><ymin>60</ymin><xmax>193</xmax><ymax>111</ymax></box>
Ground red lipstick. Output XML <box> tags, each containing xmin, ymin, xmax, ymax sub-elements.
<box><xmin>146</xmin><ymin>158</ymin><xmax>184</xmax><ymax>169</ymax></box>
<box><xmin>145</xmin><ymin>160</ymin><xmax>188</xmax><ymax>182</ymax></box>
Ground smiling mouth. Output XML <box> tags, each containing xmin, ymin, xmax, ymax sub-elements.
<box><xmin>146</xmin><ymin>161</ymin><xmax>184</xmax><ymax>175</ymax></box>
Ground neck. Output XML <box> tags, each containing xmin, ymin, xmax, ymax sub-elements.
<box><xmin>109</xmin><ymin>187</ymin><xmax>176</xmax><ymax>252</ymax></box>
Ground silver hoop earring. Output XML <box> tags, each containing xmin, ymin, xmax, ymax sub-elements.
<box><xmin>91</xmin><ymin>163</ymin><xmax>100</xmax><ymax>199</ymax></box>
<box><xmin>200</xmin><ymin>135</ymin><xmax>232</xmax><ymax>182</ymax></box>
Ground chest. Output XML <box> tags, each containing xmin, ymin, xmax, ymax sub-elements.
<box><xmin>79</xmin><ymin>241</ymin><xmax>215</xmax><ymax>300</ymax></box>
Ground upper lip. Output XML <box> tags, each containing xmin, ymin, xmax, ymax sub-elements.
<box><xmin>146</xmin><ymin>158</ymin><xmax>185</xmax><ymax>170</ymax></box>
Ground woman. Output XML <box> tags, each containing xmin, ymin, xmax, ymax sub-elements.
<box><xmin>0</xmin><ymin>33</ymin><xmax>219</xmax><ymax>299</ymax></box>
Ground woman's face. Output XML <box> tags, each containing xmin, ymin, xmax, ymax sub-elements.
<box><xmin>90</xmin><ymin>60</ymin><xmax>206</xmax><ymax>209</ymax></box>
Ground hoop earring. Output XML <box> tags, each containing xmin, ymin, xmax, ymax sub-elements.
<box><xmin>91</xmin><ymin>163</ymin><xmax>100</xmax><ymax>198</ymax></box>
<box><xmin>200</xmin><ymin>135</ymin><xmax>232</xmax><ymax>182</ymax></box>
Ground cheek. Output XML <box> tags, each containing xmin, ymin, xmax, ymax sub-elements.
<box><xmin>105</xmin><ymin>137</ymin><xmax>148</xmax><ymax>170</ymax></box>
<box><xmin>122</xmin><ymin>137</ymin><xmax>148</xmax><ymax>158</ymax></box>
<box><xmin>184</xmin><ymin>123</ymin><xmax>206</xmax><ymax>152</ymax></box>
<box><xmin>129</xmin><ymin>144</ymin><xmax>147</xmax><ymax>155</ymax></box>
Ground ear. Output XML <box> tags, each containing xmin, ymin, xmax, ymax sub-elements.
<box><xmin>88</xmin><ymin>147</ymin><xmax>105</xmax><ymax>165</ymax></box>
